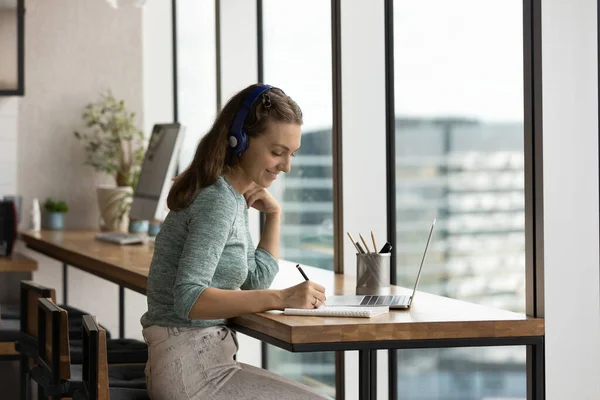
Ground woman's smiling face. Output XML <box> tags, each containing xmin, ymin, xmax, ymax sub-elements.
<box><xmin>239</xmin><ymin>121</ymin><xmax>302</xmax><ymax>188</ymax></box>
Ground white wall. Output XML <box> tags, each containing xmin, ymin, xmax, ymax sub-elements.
<box><xmin>219</xmin><ymin>0</ymin><xmax>258</xmax><ymax>104</ymax></box>
<box><xmin>9</xmin><ymin>0</ymin><xmax>175</xmax><ymax>342</ymax></box>
<box><xmin>542</xmin><ymin>0</ymin><xmax>600</xmax><ymax>398</ymax></box>
<box><xmin>175</xmin><ymin>0</ymin><xmax>218</xmax><ymax>171</ymax></box>
<box><xmin>16</xmin><ymin>0</ymin><xmax>143</xmax><ymax>339</ymax></box>
<box><xmin>142</xmin><ymin>0</ymin><xmax>173</xmax><ymax>134</ymax></box>
<box><xmin>123</xmin><ymin>0</ymin><xmax>176</xmax><ymax>340</ymax></box>
<box><xmin>0</xmin><ymin>98</ymin><xmax>18</xmax><ymax>197</ymax></box>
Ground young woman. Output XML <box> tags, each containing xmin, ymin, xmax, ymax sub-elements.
<box><xmin>141</xmin><ymin>84</ymin><xmax>330</xmax><ymax>400</ymax></box>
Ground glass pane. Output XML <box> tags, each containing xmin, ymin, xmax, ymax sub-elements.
<box><xmin>397</xmin><ymin>347</ymin><xmax>526</xmax><ymax>400</ymax></box>
<box><xmin>263</xmin><ymin>0</ymin><xmax>335</xmax><ymax>398</ymax></box>
<box><xmin>0</xmin><ymin>0</ymin><xmax>19</xmax><ymax>90</ymax></box>
<box><xmin>393</xmin><ymin>1</ymin><xmax>526</xmax><ymax>398</ymax></box>
<box><xmin>263</xmin><ymin>0</ymin><xmax>334</xmax><ymax>271</ymax></box>
<box><xmin>267</xmin><ymin>346</ymin><xmax>336</xmax><ymax>399</ymax></box>
<box><xmin>175</xmin><ymin>0</ymin><xmax>217</xmax><ymax>171</ymax></box>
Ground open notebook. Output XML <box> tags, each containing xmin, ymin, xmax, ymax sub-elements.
<box><xmin>283</xmin><ymin>306</ymin><xmax>389</xmax><ymax>318</ymax></box>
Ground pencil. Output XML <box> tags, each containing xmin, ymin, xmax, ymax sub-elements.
<box><xmin>296</xmin><ymin>264</ymin><xmax>309</xmax><ymax>281</ymax></box>
<box><xmin>371</xmin><ymin>231</ymin><xmax>377</xmax><ymax>253</ymax></box>
<box><xmin>359</xmin><ymin>233</ymin><xmax>371</xmax><ymax>253</ymax></box>
<box><xmin>346</xmin><ymin>232</ymin><xmax>362</xmax><ymax>253</ymax></box>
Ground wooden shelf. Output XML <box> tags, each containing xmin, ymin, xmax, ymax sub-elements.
<box><xmin>0</xmin><ymin>342</ymin><xmax>17</xmax><ymax>356</ymax></box>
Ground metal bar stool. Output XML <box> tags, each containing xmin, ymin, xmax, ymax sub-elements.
<box><xmin>73</xmin><ymin>315</ymin><xmax>149</xmax><ymax>400</ymax></box>
<box><xmin>30</xmin><ymin>298</ymin><xmax>147</xmax><ymax>400</ymax></box>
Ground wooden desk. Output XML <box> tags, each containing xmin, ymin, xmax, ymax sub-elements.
<box><xmin>21</xmin><ymin>230</ymin><xmax>545</xmax><ymax>400</ymax></box>
<box><xmin>20</xmin><ymin>231</ymin><xmax>150</xmax><ymax>294</ymax></box>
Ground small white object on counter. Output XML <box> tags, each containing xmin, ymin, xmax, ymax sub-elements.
<box><xmin>31</xmin><ymin>198</ymin><xmax>41</xmax><ymax>232</ymax></box>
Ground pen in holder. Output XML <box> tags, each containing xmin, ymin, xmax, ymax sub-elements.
<box><xmin>356</xmin><ymin>253</ymin><xmax>391</xmax><ymax>295</ymax></box>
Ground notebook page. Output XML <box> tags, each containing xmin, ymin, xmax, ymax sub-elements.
<box><xmin>283</xmin><ymin>306</ymin><xmax>389</xmax><ymax>318</ymax></box>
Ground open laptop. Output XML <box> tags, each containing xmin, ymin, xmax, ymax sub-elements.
<box><xmin>325</xmin><ymin>219</ymin><xmax>436</xmax><ymax>309</ymax></box>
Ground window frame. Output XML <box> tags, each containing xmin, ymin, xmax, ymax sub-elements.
<box><xmin>384</xmin><ymin>0</ymin><xmax>544</xmax><ymax>399</ymax></box>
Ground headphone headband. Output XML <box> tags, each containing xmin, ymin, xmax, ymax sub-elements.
<box><xmin>228</xmin><ymin>84</ymin><xmax>273</xmax><ymax>155</ymax></box>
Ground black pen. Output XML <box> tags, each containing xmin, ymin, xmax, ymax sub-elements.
<box><xmin>296</xmin><ymin>264</ymin><xmax>309</xmax><ymax>281</ymax></box>
<box><xmin>379</xmin><ymin>242</ymin><xmax>393</xmax><ymax>254</ymax></box>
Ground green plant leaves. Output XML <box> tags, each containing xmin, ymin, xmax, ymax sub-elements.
<box><xmin>44</xmin><ymin>198</ymin><xmax>68</xmax><ymax>213</ymax></box>
<box><xmin>73</xmin><ymin>90</ymin><xmax>146</xmax><ymax>189</ymax></box>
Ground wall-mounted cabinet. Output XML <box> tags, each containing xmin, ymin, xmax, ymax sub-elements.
<box><xmin>0</xmin><ymin>0</ymin><xmax>24</xmax><ymax>96</ymax></box>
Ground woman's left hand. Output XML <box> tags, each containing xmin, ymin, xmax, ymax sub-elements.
<box><xmin>244</xmin><ymin>184</ymin><xmax>281</xmax><ymax>215</ymax></box>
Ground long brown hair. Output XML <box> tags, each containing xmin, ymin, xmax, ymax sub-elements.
<box><xmin>167</xmin><ymin>83</ymin><xmax>303</xmax><ymax>211</ymax></box>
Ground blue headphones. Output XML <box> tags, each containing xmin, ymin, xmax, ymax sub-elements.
<box><xmin>228</xmin><ymin>84</ymin><xmax>273</xmax><ymax>155</ymax></box>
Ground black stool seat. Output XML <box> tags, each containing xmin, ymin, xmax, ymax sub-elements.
<box><xmin>32</xmin><ymin>363</ymin><xmax>147</xmax><ymax>397</ymax></box>
<box><xmin>107</xmin><ymin>364</ymin><xmax>147</xmax><ymax>389</ymax></box>
<box><xmin>70</xmin><ymin>338</ymin><xmax>148</xmax><ymax>364</ymax></box>
<box><xmin>0</xmin><ymin>304</ymin><xmax>20</xmax><ymax>320</ymax></box>
<box><xmin>63</xmin><ymin>305</ymin><xmax>112</xmax><ymax>340</ymax></box>
<box><xmin>73</xmin><ymin>387</ymin><xmax>150</xmax><ymax>400</ymax></box>
<box><xmin>0</xmin><ymin>319</ymin><xmax>20</xmax><ymax>342</ymax></box>
<box><xmin>71</xmin><ymin>364</ymin><xmax>147</xmax><ymax>389</ymax></box>
<box><xmin>109</xmin><ymin>387</ymin><xmax>151</xmax><ymax>400</ymax></box>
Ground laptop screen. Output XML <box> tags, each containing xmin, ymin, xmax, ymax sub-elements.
<box><xmin>410</xmin><ymin>219</ymin><xmax>436</xmax><ymax>300</ymax></box>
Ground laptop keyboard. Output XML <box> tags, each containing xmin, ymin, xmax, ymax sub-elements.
<box><xmin>359</xmin><ymin>295</ymin><xmax>409</xmax><ymax>306</ymax></box>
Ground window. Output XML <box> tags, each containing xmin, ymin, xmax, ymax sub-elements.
<box><xmin>175</xmin><ymin>0</ymin><xmax>217</xmax><ymax>171</ymax></box>
<box><xmin>262</xmin><ymin>0</ymin><xmax>335</xmax><ymax>397</ymax></box>
<box><xmin>262</xmin><ymin>0</ymin><xmax>334</xmax><ymax>271</ymax></box>
<box><xmin>393</xmin><ymin>1</ymin><xmax>527</xmax><ymax>398</ymax></box>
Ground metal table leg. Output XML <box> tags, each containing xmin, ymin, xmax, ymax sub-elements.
<box><xmin>359</xmin><ymin>349</ymin><xmax>377</xmax><ymax>400</ymax></box>
<box><xmin>528</xmin><ymin>337</ymin><xmax>545</xmax><ymax>400</ymax></box>
<box><xmin>370</xmin><ymin>350</ymin><xmax>377</xmax><ymax>399</ymax></box>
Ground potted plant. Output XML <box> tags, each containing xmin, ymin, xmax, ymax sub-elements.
<box><xmin>74</xmin><ymin>90</ymin><xmax>145</xmax><ymax>232</ymax></box>
<box><xmin>44</xmin><ymin>198</ymin><xmax>68</xmax><ymax>230</ymax></box>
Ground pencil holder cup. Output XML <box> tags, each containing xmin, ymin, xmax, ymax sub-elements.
<box><xmin>356</xmin><ymin>253</ymin><xmax>391</xmax><ymax>295</ymax></box>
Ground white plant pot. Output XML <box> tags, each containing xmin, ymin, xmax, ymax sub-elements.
<box><xmin>96</xmin><ymin>186</ymin><xmax>133</xmax><ymax>232</ymax></box>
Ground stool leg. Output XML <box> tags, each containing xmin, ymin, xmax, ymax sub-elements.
<box><xmin>119</xmin><ymin>285</ymin><xmax>125</xmax><ymax>338</ymax></box>
<box><xmin>62</xmin><ymin>263</ymin><xmax>68</xmax><ymax>305</ymax></box>
<box><xmin>19</xmin><ymin>354</ymin><xmax>27</xmax><ymax>400</ymax></box>
<box><xmin>37</xmin><ymin>382</ymin><xmax>44</xmax><ymax>400</ymax></box>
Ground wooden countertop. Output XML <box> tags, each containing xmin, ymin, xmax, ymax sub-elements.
<box><xmin>20</xmin><ymin>230</ymin><xmax>151</xmax><ymax>294</ymax></box>
<box><xmin>20</xmin><ymin>230</ymin><xmax>544</xmax><ymax>344</ymax></box>
<box><xmin>232</xmin><ymin>263</ymin><xmax>544</xmax><ymax>344</ymax></box>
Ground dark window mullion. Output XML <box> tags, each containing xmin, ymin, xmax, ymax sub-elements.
<box><xmin>384</xmin><ymin>0</ymin><xmax>397</xmax><ymax>398</ymax></box>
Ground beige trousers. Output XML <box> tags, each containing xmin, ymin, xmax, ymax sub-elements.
<box><xmin>142</xmin><ymin>325</ymin><xmax>330</xmax><ymax>400</ymax></box>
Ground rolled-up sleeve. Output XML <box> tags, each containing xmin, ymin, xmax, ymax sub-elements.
<box><xmin>241</xmin><ymin>227</ymin><xmax>279</xmax><ymax>290</ymax></box>
<box><xmin>173</xmin><ymin>187</ymin><xmax>237</xmax><ymax>319</ymax></box>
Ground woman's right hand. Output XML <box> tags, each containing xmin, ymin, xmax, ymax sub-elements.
<box><xmin>279</xmin><ymin>281</ymin><xmax>327</xmax><ymax>309</ymax></box>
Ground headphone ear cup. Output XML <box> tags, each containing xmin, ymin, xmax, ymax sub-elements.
<box><xmin>237</xmin><ymin>130</ymin><xmax>248</xmax><ymax>154</ymax></box>
<box><xmin>228</xmin><ymin>130</ymin><xmax>248</xmax><ymax>155</ymax></box>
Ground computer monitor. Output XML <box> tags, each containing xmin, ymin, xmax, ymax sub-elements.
<box><xmin>129</xmin><ymin>123</ymin><xmax>185</xmax><ymax>222</ymax></box>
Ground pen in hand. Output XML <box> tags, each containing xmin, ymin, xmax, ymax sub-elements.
<box><xmin>294</xmin><ymin>264</ymin><xmax>327</xmax><ymax>308</ymax></box>
<box><xmin>296</xmin><ymin>264</ymin><xmax>309</xmax><ymax>281</ymax></box>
